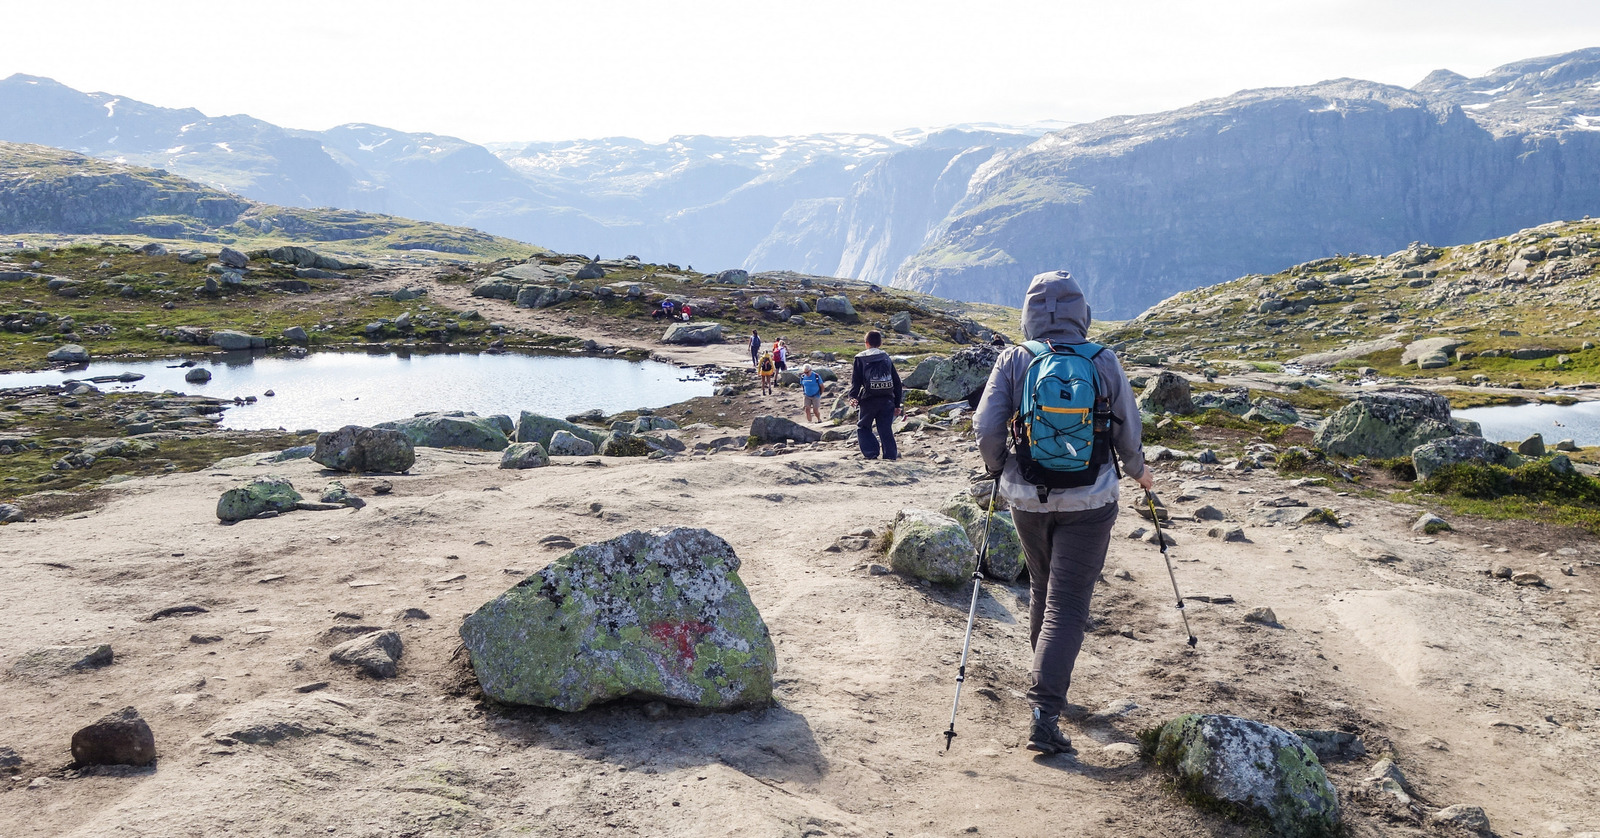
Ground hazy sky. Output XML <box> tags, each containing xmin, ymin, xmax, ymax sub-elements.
<box><xmin>5</xmin><ymin>0</ymin><xmax>1598</xmax><ymax>143</ymax></box>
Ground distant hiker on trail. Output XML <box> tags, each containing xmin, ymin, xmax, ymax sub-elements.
<box><xmin>799</xmin><ymin>364</ymin><xmax>824</xmax><ymax>423</ymax></box>
<box><xmin>758</xmin><ymin>351</ymin><xmax>777</xmax><ymax>395</ymax></box>
<box><xmin>774</xmin><ymin>338</ymin><xmax>789</xmax><ymax>372</ymax></box>
<box><xmin>848</xmin><ymin>330</ymin><xmax>902</xmax><ymax>460</ymax></box>
<box><xmin>749</xmin><ymin>329</ymin><xmax>762</xmax><ymax>367</ymax></box>
<box><xmin>973</xmin><ymin>269</ymin><xmax>1151</xmax><ymax>756</ymax></box>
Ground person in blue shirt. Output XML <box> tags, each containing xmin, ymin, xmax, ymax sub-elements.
<box><xmin>799</xmin><ymin>363</ymin><xmax>824</xmax><ymax>423</ymax></box>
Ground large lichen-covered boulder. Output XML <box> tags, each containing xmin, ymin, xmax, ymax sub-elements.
<box><xmin>750</xmin><ymin>415</ymin><xmax>822</xmax><ymax>444</ymax></box>
<box><xmin>600</xmin><ymin>431</ymin><xmax>653</xmax><ymax>457</ymax></box>
<box><xmin>1245</xmin><ymin>396</ymin><xmax>1300</xmax><ymax>425</ymax></box>
<box><xmin>939</xmin><ymin>492</ymin><xmax>1025</xmax><ymax>582</ymax></box>
<box><xmin>927</xmin><ymin>345</ymin><xmax>1001</xmax><ymax>400</ymax></box>
<box><xmin>312</xmin><ymin>425</ymin><xmax>416</xmax><ymax>473</ymax></box>
<box><xmin>1146</xmin><ymin>714</ymin><xmax>1341</xmax><ymax>838</ymax></box>
<box><xmin>459</xmin><ymin>528</ymin><xmax>776</xmax><ymax>711</ymax></box>
<box><xmin>1412</xmin><ymin>435</ymin><xmax>1519</xmax><ymax>480</ymax></box>
<box><xmin>513</xmin><ymin>411</ymin><xmax>604</xmax><ymax>449</ymax></box>
<box><xmin>1137</xmin><ymin>371</ymin><xmax>1196</xmax><ymax>415</ymax></box>
<box><xmin>815</xmin><ymin>295</ymin><xmax>857</xmax><ymax>320</ymax></box>
<box><xmin>887</xmin><ymin>509</ymin><xmax>976</xmax><ymax>585</ymax></box>
<box><xmin>471</xmin><ymin>279</ymin><xmax>520</xmax><ymax>300</ymax></box>
<box><xmin>1192</xmin><ymin>386</ymin><xmax>1252</xmax><ymax>416</ymax></box>
<box><xmin>217</xmin><ymin>476</ymin><xmax>303</xmax><ymax>522</ymax></box>
<box><xmin>1313</xmin><ymin>388</ymin><xmax>1460</xmax><ymax>459</ymax></box>
<box><xmin>376</xmin><ymin>411</ymin><xmax>510</xmax><ymax>451</ymax></box>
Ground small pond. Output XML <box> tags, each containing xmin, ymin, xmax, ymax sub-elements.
<box><xmin>1454</xmin><ymin>399</ymin><xmax>1600</xmax><ymax>448</ymax></box>
<box><xmin>0</xmin><ymin>349</ymin><xmax>715</xmax><ymax>431</ymax></box>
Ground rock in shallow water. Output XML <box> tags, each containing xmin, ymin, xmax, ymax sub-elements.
<box><xmin>460</xmin><ymin>527</ymin><xmax>776</xmax><ymax>712</ymax></box>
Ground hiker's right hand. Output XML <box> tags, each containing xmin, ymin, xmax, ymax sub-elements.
<box><xmin>1135</xmin><ymin>467</ymin><xmax>1155</xmax><ymax>491</ymax></box>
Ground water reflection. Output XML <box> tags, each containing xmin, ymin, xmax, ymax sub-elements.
<box><xmin>0</xmin><ymin>349</ymin><xmax>714</xmax><ymax>431</ymax></box>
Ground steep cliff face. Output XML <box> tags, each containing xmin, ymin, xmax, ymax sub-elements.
<box><xmin>0</xmin><ymin>143</ymin><xmax>249</xmax><ymax>234</ymax></box>
<box><xmin>895</xmin><ymin>49</ymin><xmax>1600</xmax><ymax>318</ymax></box>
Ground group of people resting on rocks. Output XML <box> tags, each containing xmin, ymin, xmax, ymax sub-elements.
<box><xmin>824</xmin><ymin>271</ymin><xmax>1156</xmax><ymax>754</ymax></box>
<box><xmin>650</xmin><ymin>299</ymin><xmax>695</xmax><ymax>321</ymax></box>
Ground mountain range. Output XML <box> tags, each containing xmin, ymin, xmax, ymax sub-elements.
<box><xmin>2</xmin><ymin>47</ymin><xmax>1599</xmax><ymax>317</ymax></box>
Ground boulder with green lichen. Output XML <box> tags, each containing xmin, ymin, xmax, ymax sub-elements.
<box><xmin>939</xmin><ymin>492</ymin><xmax>1024</xmax><ymax>582</ymax></box>
<box><xmin>1143</xmin><ymin>713</ymin><xmax>1341</xmax><ymax>838</ymax></box>
<box><xmin>886</xmin><ymin>509</ymin><xmax>976</xmax><ymax>585</ymax></box>
<box><xmin>459</xmin><ymin>527</ymin><xmax>776</xmax><ymax>712</ymax></box>
<box><xmin>217</xmin><ymin>475</ymin><xmax>303</xmax><ymax>522</ymax></box>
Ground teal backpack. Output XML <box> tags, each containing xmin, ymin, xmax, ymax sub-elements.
<box><xmin>1011</xmin><ymin>340</ymin><xmax>1119</xmax><ymax>501</ymax></box>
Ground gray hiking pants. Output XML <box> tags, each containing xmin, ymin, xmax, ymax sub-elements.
<box><xmin>1013</xmin><ymin>501</ymin><xmax>1117</xmax><ymax>717</ymax></box>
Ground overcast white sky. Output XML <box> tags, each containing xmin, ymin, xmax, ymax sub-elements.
<box><xmin>4</xmin><ymin>0</ymin><xmax>1598</xmax><ymax>143</ymax></box>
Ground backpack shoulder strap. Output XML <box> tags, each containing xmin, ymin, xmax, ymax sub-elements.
<box><xmin>1021</xmin><ymin>340</ymin><xmax>1048</xmax><ymax>358</ymax></box>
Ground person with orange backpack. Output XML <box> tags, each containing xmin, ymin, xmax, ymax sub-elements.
<box><xmin>757</xmin><ymin>351</ymin><xmax>776</xmax><ymax>395</ymax></box>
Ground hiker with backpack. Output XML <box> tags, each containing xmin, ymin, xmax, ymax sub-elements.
<box><xmin>972</xmin><ymin>269</ymin><xmax>1152</xmax><ymax>756</ymax></box>
<box><xmin>848</xmin><ymin>330</ymin><xmax>902</xmax><ymax>460</ymax></box>
<box><xmin>758</xmin><ymin>351</ymin><xmax>777</xmax><ymax>395</ymax></box>
<box><xmin>749</xmin><ymin>329</ymin><xmax>762</xmax><ymax>368</ymax></box>
<box><xmin>799</xmin><ymin>363</ymin><xmax>824</xmax><ymax>423</ymax></box>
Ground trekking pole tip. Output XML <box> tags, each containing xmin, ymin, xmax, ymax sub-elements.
<box><xmin>943</xmin><ymin>728</ymin><xmax>956</xmax><ymax>750</ymax></box>
<box><xmin>1187</xmin><ymin>635</ymin><xmax>1198</xmax><ymax>647</ymax></box>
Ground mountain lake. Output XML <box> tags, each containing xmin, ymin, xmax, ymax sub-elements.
<box><xmin>0</xmin><ymin>350</ymin><xmax>716</xmax><ymax>431</ymax></box>
<box><xmin>1455</xmin><ymin>399</ymin><xmax>1600</xmax><ymax>449</ymax></box>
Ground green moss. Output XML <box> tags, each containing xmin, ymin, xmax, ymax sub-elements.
<box><xmin>1417</xmin><ymin>460</ymin><xmax>1600</xmax><ymax>534</ymax></box>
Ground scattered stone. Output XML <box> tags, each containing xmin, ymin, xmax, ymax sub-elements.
<box><xmin>1411</xmin><ymin>435</ymin><xmax>1518</xmax><ymax>480</ymax></box>
<box><xmin>547</xmin><ymin>429</ymin><xmax>598</xmax><ymax>456</ymax></box>
<box><xmin>217</xmin><ymin>476</ymin><xmax>303</xmax><ymax>522</ymax></box>
<box><xmin>1208</xmin><ymin>526</ymin><xmax>1248</xmax><ymax>542</ymax></box>
<box><xmin>460</xmin><ymin>527</ymin><xmax>776</xmax><ymax>711</ymax></box>
<box><xmin>1490</xmin><ymin>565</ymin><xmax>1513</xmax><ymax>579</ymax></box>
<box><xmin>218</xmin><ymin>247</ymin><xmax>249</xmax><ymax>269</ymax></box>
<box><xmin>294</xmin><ymin>681</ymin><xmax>330</xmax><ymax>694</ymax></box>
<box><xmin>1249</xmin><ymin>507</ymin><xmax>1339</xmax><ymax>526</ymax></box>
<box><xmin>1193</xmin><ymin>504</ymin><xmax>1225</xmax><ymax>521</ymax></box>
<box><xmin>70</xmin><ymin>707</ymin><xmax>156</xmax><ymax>767</ymax></box>
<box><xmin>1290</xmin><ymin>729</ymin><xmax>1367</xmax><ymax>762</ymax></box>
<box><xmin>1365</xmin><ymin>757</ymin><xmax>1413</xmax><ymax>805</ymax></box>
<box><xmin>320</xmin><ymin>482</ymin><xmax>365</xmax><ymax>509</ymax></box>
<box><xmin>815</xmin><ymin>295</ymin><xmax>857</xmax><ymax>319</ymax></box>
<box><xmin>0</xmin><ymin>503</ymin><xmax>24</xmax><ymax>523</ymax></box>
<box><xmin>1555</xmin><ymin>438</ymin><xmax>1579</xmax><ymax>452</ymax></box>
<box><xmin>1147</xmin><ymin>714</ymin><xmax>1340</xmax><ymax>838</ymax></box>
<box><xmin>867</xmin><ymin>563</ymin><xmax>891</xmax><ymax>575</ymax></box>
<box><xmin>1430</xmin><ymin>805</ymin><xmax>1492</xmax><ymax>833</ymax></box>
<box><xmin>189</xmin><ymin>635</ymin><xmax>222</xmax><ymax>644</ymax></box>
<box><xmin>1518</xmin><ymin>433</ymin><xmax>1546</xmax><ymax>457</ymax></box>
<box><xmin>662</xmin><ymin>322</ymin><xmax>724</xmax><ymax>345</ymax></box>
<box><xmin>1412</xmin><ymin>513</ymin><xmax>1451</xmax><ymax>534</ymax></box>
<box><xmin>8</xmin><ymin>644</ymin><xmax>113</xmax><ymax>678</ymax></box>
<box><xmin>209</xmin><ymin>330</ymin><xmax>266</xmax><ymax>351</ymax></box>
<box><xmin>514</xmin><ymin>412</ymin><xmax>605</xmax><ymax>450</ymax></box>
<box><xmin>1244</xmin><ymin>607</ymin><xmax>1281</xmax><ymax>627</ymax></box>
<box><xmin>886</xmin><ymin>509</ymin><xmax>976</xmax><ymax>585</ymax></box>
<box><xmin>498</xmin><ymin>442</ymin><xmax>550</xmax><ymax>469</ymax></box>
<box><xmin>889</xmin><ymin>310</ymin><xmax>912</xmax><ymax>334</ymax></box>
<box><xmin>1511</xmin><ymin>572</ymin><xmax>1544</xmax><ymax>587</ymax></box>
<box><xmin>140</xmin><ymin>603</ymin><xmax>208</xmax><ymax>622</ymax></box>
<box><xmin>328</xmin><ymin>630</ymin><xmax>403</xmax><ymax>679</ymax></box>
<box><xmin>312</xmin><ymin>426</ymin><xmax>415</xmax><ymax>473</ymax></box>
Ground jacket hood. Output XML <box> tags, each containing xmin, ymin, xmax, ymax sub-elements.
<box><xmin>855</xmin><ymin>347</ymin><xmax>889</xmax><ymax>359</ymax></box>
<box><xmin>1021</xmin><ymin>270</ymin><xmax>1090</xmax><ymax>342</ymax></box>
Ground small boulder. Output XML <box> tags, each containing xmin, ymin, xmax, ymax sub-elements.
<box><xmin>460</xmin><ymin>527</ymin><xmax>776</xmax><ymax>711</ymax></box>
<box><xmin>1208</xmin><ymin>525</ymin><xmax>1248</xmax><ymax>542</ymax></box>
<box><xmin>573</xmin><ymin>261</ymin><xmax>605</xmax><ymax>280</ymax></box>
<box><xmin>1137</xmin><ymin>371</ymin><xmax>1196</xmax><ymax>415</ymax></box>
<box><xmin>1146</xmin><ymin>714</ymin><xmax>1340</xmax><ymax>838</ymax></box>
<box><xmin>662</xmin><ymin>322</ymin><xmax>724</xmax><ymax>345</ymax></box>
<box><xmin>903</xmin><ymin>356</ymin><xmax>943</xmax><ymax>390</ymax></box>
<box><xmin>47</xmin><ymin>344</ymin><xmax>89</xmax><ymax>363</ymax></box>
<box><xmin>499</xmin><ymin>442</ymin><xmax>550</xmax><ymax>469</ymax></box>
<box><xmin>547</xmin><ymin>429</ymin><xmax>597</xmax><ymax>456</ymax></box>
<box><xmin>184</xmin><ymin>368</ymin><xmax>212</xmax><ymax>383</ymax></box>
<box><xmin>714</xmin><ymin>269</ymin><xmax>750</xmax><ymax>285</ymax></box>
<box><xmin>1411</xmin><ymin>435</ymin><xmax>1517</xmax><ymax>480</ymax></box>
<box><xmin>1412</xmin><ymin>513</ymin><xmax>1451</xmax><ymax>534</ymax></box>
<box><xmin>1290</xmin><ymin>729</ymin><xmax>1367</xmax><ymax>762</ymax></box>
<box><xmin>815</xmin><ymin>295</ymin><xmax>857</xmax><ymax>320</ymax></box>
<box><xmin>218</xmin><ymin>247</ymin><xmax>249</xmax><ymax>269</ymax></box>
<box><xmin>71</xmin><ymin>707</ymin><xmax>156</xmax><ymax>767</ymax></box>
<box><xmin>889</xmin><ymin>310</ymin><xmax>912</xmax><ymax>334</ymax></box>
<box><xmin>1555</xmin><ymin>438</ymin><xmax>1579</xmax><ymax>452</ymax></box>
<box><xmin>217</xmin><ymin>476</ymin><xmax>303</xmax><ymax>522</ymax></box>
<box><xmin>282</xmin><ymin>326</ymin><xmax>309</xmax><ymax>343</ymax></box>
<box><xmin>312</xmin><ymin>426</ymin><xmax>416</xmax><ymax>473</ymax></box>
<box><xmin>320</xmin><ymin>482</ymin><xmax>365</xmax><ymax>509</ymax></box>
<box><xmin>750</xmin><ymin>415</ymin><xmax>822</xmax><ymax>445</ymax></box>
<box><xmin>328</xmin><ymin>630</ymin><xmax>403</xmax><ymax>679</ymax></box>
<box><xmin>0</xmin><ymin>503</ymin><xmax>24</xmax><ymax>523</ymax></box>
<box><xmin>599</xmin><ymin>431</ymin><xmax>652</xmax><ymax>457</ymax></box>
<box><xmin>1430</xmin><ymin>805</ymin><xmax>1491</xmax><ymax>833</ymax></box>
<box><xmin>1517</xmin><ymin>433</ymin><xmax>1546</xmax><ymax>457</ymax></box>
<box><xmin>1245</xmin><ymin>397</ymin><xmax>1299</xmax><ymax>425</ymax></box>
<box><xmin>1193</xmin><ymin>504</ymin><xmax>1225</xmax><ymax>521</ymax></box>
<box><xmin>514</xmin><ymin>412</ymin><xmax>605</xmax><ymax>449</ymax></box>
<box><xmin>887</xmin><ymin>509</ymin><xmax>975</xmax><ymax>585</ymax></box>
<box><xmin>940</xmin><ymin>492</ymin><xmax>1024</xmax><ymax>581</ymax></box>
<box><xmin>1244</xmin><ymin>607</ymin><xmax>1281</xmax><ymax>627</ymax></box>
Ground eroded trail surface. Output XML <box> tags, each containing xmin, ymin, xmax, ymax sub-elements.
<box><xmin>2</xmin><ymin>436</ymin><xmax>1598</xmax><ymax>837</ymax></box>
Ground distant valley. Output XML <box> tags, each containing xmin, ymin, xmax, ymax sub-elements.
<box><xmin>3</xmin><ymin>47</ymin><xmax>1599</xmax><ymax>317</ymax></box>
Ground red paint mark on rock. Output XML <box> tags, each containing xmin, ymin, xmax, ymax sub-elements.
<box><xmin>649</xmin><ymin>620</ymin><xmax>713</xmax><ymax>661</ymax></box>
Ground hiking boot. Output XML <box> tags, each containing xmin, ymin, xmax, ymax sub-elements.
<box><xmin>1026</xmin><ymin>707</ymin><xmax>1075</xmax><ymax>755</ymax></box>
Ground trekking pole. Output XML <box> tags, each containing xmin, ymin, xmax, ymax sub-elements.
<box><xmin>944</xmin><ymin>477</ymin><xmax>1000</xmax><ymax>751</ymax></box>
<box><xmin>1146</xmin><ymin>489</ymin><xmax>1197</xmax><ymax>647</ymax></box>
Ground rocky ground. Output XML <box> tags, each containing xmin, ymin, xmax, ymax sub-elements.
<box><xmin>3</xmin><ymin>241</ymin><xmax>1600</xmax><ymax>836</ymax></box>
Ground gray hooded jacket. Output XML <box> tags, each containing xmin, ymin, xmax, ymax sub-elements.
<box><xmin>974</xmin><ymin>270</ymin><xmax>1147</xmax><ymax>513</ymax></box>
